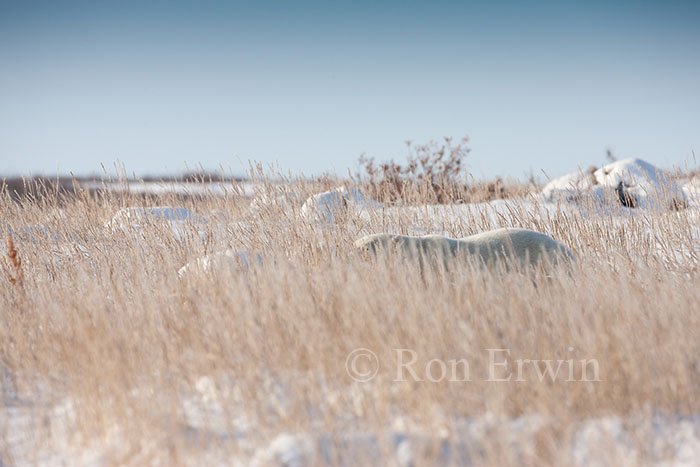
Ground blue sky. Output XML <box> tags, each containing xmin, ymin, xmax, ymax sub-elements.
<box><xmin>1</xmin><ymin>0</ymin><xmax>698</xmax><ymax>180</ymax></box>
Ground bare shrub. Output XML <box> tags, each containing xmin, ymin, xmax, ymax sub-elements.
<box><xmin>358</xmin><ymin>137</ymin><xmax>532</xmax><ymax>204</ymax></box>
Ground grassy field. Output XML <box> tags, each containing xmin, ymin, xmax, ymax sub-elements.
<box><xmin>1</xmin><ymin>173</ymin><xmax>699</xmax><ymax>465</ymax></box>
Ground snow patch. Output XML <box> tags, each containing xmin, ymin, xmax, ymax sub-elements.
<box><xmin>251</xmin><ymin>433</ymin><xmax>316</xmax><ymax>467</ymax></box>
<box><xmin>301</xmin><ymin>187</ymin><xmax>382</xmax><ymax>225</ymax></box>
<box><xmin>84</xmin><ymin>180</ymin><xmax>255</xmax><ymax>197</ymax></box>
<box><xmin>105</xmin><ymin>206</ymin><xmax>209</xmax><ymax>242</ymax></box>
<box><xmin>249</xmin><ymin>188</ymin><xmax>303</xmax><ymax>216</ymax></box>
<box><xmin>178</xmin><ymin>249</ymin><xmax>263</xmax><ymax>277</ymax></box>
<box><xmin>543</xmin><ymin>158</ymin><xmax>686</xmax><ymax>210</ymax></box>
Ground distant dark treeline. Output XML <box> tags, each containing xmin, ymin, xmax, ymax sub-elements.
<box><xmin>2</xmin><ymin>176</ymin><xmax>83</xmax><ymax>202</ymax></box>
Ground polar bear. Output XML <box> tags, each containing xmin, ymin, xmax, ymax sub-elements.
<box><xmin>355</xmin><ymin>228</ymin><xmax>574</xmax><ymax>270</ymax></box>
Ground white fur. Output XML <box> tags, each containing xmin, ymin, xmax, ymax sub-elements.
<box><xmin>356</xmin><ymin>228</ymin><xmax>574</xmax><ymax>269</ymax></box>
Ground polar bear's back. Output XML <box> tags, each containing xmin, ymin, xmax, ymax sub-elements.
<box><xmin>355</xmin><ymin>228</ymin><xmax>574</xmax><ymax>268</ymax></box>
<box><xmin>355</xmin><ymin>233</ymin><xmax>455</xmax><ymax>258</ymax></box>
<box><xmin>460</xmin><ymin>228</ymin><xmax>574</xmax><ymax>266</ymax></box>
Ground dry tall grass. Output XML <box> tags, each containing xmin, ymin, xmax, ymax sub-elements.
<box><xmin>1</xmin><ymin>172</ymin><xmax>699</xmax><ymax>465</ymax></box>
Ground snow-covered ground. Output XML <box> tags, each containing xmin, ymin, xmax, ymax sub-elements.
<box><xmin>105</xmin><ymin>206</ymin><xmax>211</xmax><ymax>244</ymax></box>
<box><xmin>177</xmin><ymin>248</ymin><xmax>263</xmax><ymax>277</ymax></box>
<box><xmin>3</xmin><ymin>377</ymin><xmax>700</xmax><ymax>466</ymax></box>
<box><xmin>301</xmin><ymin>186</ymin><xmax>383</xmax><ymax>226</ymax></box>
<box><xmin>83</xmin><ymin>180</ymin><xmax>257</xmax><ymax>198</ymax></box>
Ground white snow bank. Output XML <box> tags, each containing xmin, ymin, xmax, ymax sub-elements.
<box><xmin>5</xmin><ymin>224</ymin><xmax>53</xmax><ymax>241</ymax></box>
<box><xmin>244</xmin><ymin>412</ymin><xmax>700</xmax><ymax>466</ymax></box>
<box><xmin>543</xmin><ymin>158</ymin><xmax>687</xmax><ymax>209</ymax></box>
<box><xmin>251</xmin><ymin>433</ymin><xmax>316</xmax><ymax>467</ymax></box>
<box><xmin>249</xmin><ymin>188</ymin><xmax>303</xmax><ymax>215</ymax></box>
<box><xmin>106</xmin><ymin>206</ymin><xmax>207</xmax><ymax>227</ymax></box>
<box><xmin>301</xmin><ymin>187</ymin><xmax>382</xmax><ymax>225</ymax></box>
<box><xmin>1</xmin><ymin>397</ymin><xmax>122</xmax><ymax>466</ymax></box>
<box><xmin>105</xmin><ymin>207</ymin><xmax>209</xmax><ymax>242</ymax></box>
<box><xmin>4</xmin><ymin>374</ymin><xmax>700</xmax><ymax>467</ymax></box>
<box><xmin>4</xmin><ymin>225</ymin><xmax>88</xmax><ymax>246</ymax></box>
<box><xmin>682</xmin><ymin>177</ymin><xmax>700</xmax><ymax>206</ymax></box>
<box><xmin>571</xmin><ymin>412</ymin><xmax>700</xmax><ymax>467</ymax></box>
<box><xmin>1</xmin><ymin>225</ymin><xmax>94</xmax><ymax>272</ymax></box>
<box><xmin>178</xmin><ymin>249</ymin><xmax>263</xmax><ymax>277</ymax></box>
<box><xmin>84</xmin><ymin>180</ymin><xmax>256</xmax><ymax>197</ymax></box>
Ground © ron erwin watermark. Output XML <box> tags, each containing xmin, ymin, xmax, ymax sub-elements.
<box><xmin>345</xmin><ymin>348</ymin><xmax>601</xmax><ymax>383</ymax></box>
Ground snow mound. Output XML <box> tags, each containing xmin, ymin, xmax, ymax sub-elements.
<box><xmin>251</xmin><ymin>433</ymin><xmax>316</xmax><ymax>467</ymax></box>
<box><xmin>84</xmin><ymin>180</ymin><xmax>255</xmax><ymax>197</ymax></box>
<box><xmin>178</xmin><ymin>249</ymin><xmax>263</xmax><ymax>277</ymax></box>
<box><xmin>543</xmin><ymin>158</ymin><xmax>687</xmax><ymax>210</ymax></box>
<box><xmin>570</xmin><ymin>412</ymin><xmax>700</xmax><ymax>466</ymax></box>
<box><xmin>249</xmin><ymin>188</ymin><xmax>303</xmax><ymax>216</ymax></box>
<box><xmin>301</xmin><ymin>187</ymin><xmax>382</xmax><ymax>225</ymax></box>
<box><xmin>105</xmin><ymin>207</ymin><xmax>209</xmax><ymax>242</ymax></box>
<box><xmin>106</xmin><ymin>206</ymin><xmax>207</xmax><ymax>227</ymax></box>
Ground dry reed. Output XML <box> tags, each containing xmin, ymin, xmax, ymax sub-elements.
<box><xmin>0</xmin><ymin>170</ymin><xmax>699</xmax><ymax>465</ymax></box>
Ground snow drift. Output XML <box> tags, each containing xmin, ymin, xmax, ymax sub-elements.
<box><xmin>105</xmin><ymin>206</ymin><xmax>209</xmax><ymax>242</ymax></box>
<box><xmin>543</xmin><ymin>158</ymin><xmax>687</xmax><ymax>210</ymax></box>
<box><xmin>178</xmin><ymin>249</ymin><xmax>263</xmax><ymax>277</ymax></box>
<box><xmin>301</xmin><ymin>187</ymin><xmax>382</xmax><ymax>225</ymax></box>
